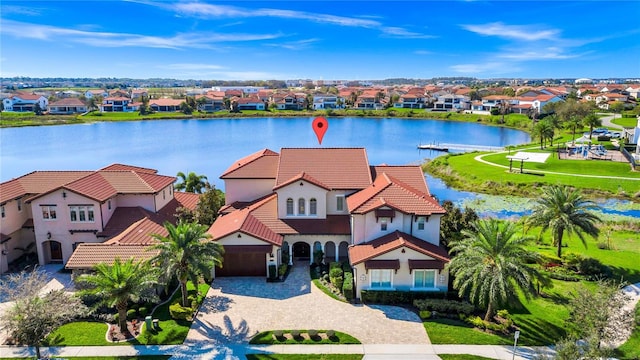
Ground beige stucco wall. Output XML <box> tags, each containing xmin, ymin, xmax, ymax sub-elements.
<box><xmin>276</xmin><ymin>181</ymin><xmax>327</xmax><ymax>219</ymax></box>
<box><xmin>326</xmin><ymin>190</ymin><xmax>355</xmax><ymax>215</ymax></box>
<box><xmin>153</xmin><ymin>185</ymin><xmax>175</xmax><ymax>212</ymax></box>
<box><xmin>351</xmin><ymin>210</ymin><xmax>441</xmax><ymax>246</ymax></box>
<box><xmin>353</xmin><ymin>245</ymin><xmax>449</xmax><ymax>298</ymax></box>
<box><xmin>224</xmin><ymin>179</ymin><xmax>274</xmax><ymax>204</ymax></box>
<box><xmin>113</xmin><ymin>193</ymin><xmax>155</xmax><ymax>211</ymax></box>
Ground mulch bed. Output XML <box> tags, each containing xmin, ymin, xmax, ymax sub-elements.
<box><xmin>108</xmin><ymin>318</ymin><xmax>143</xmax><ymax>342</ymax></box>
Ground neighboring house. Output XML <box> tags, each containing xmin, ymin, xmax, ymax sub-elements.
<box><xmin>515</xmin><ymin>94</ymin><xmax>563</xmax><ymax>114</ymax></box>
<box><xmin>0</xmin><ymin>164</ymin><xmax>195</xmax><ymax>274</ymax></box>
<box><xmin>48</xmin><ymin>98</ymin><xmax>88</xmax><ymax>114</ymax></box>
<box><xmin>2</xmin><ymin>92</ymin><xmax>48</xmax><ymax>112</ymax></box>
<box><xmin>149</xmin><ymin>98</ymin><xmax>183</xmax><ymax>112</ymax></box>
<box><xmin>100</xmin><ymin>97</ymin><xmax>139</xmax><ymax>112</ymax></box>
<box><xmin>433</xmin><ymin>94</ymin><xmax>470</xmax><ymax>111</ymax></box>
<box><xmin>271</xmin><ymin>93</ymin><xmax>305</xmax><ymax>110</ymax></box>
<box><xmin>393</xmin><ymin>93</ymin><xmax>429</xmax><ymax>109</ymax></box>
<box><xmin>195</xmin><ymin>94</ymin><xmax>225</xmax><ymax>112</ymax></box>
<box><xmin>313</xmin><ymin>94</ymin><xmax>345</xmax><ymax>110</ymax></box>
<box><xmin>130</xmin><ymin>89</ymin><xmax>149</xmax><ymax>100</ymax></box>
<box><xmin>209</xmin><ymin>148</ymin><xmax>449</xmax><ymax>299</ymax></box>
<box><xmin>355</xmin><ymin>91</ymin><xmax>384</xmax><ymax>110</ymax></box>
<box><xmin>85</xmin><ymin>90</ymin><xmax>108</xmax><ymax>99</ymax></box>
<box><xmin>234</xmin><ymin>96</ymin><xmax>266</xmax><ymax>110</ymax></box>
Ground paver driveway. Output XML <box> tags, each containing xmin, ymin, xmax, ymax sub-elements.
<box><xmin>186</xmin><ymin>263</ymin><xmax>429</xmax><ymax>345</ymax></box>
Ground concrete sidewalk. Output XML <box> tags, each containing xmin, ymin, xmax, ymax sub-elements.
<box><xmin>0</xmin><ymin>343</ymin><xmax>555</xmax><ymax>359</ymax></box>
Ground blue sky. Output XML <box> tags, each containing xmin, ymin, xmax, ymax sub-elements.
<box><xmin>1</xmin><ymin>1</ymin><xmax>639</xmax><ymax>80</ymax></box>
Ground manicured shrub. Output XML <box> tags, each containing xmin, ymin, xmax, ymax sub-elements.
<box><xmin>268</xmin><ymin>264</ymin><xmax>277</xmax><ymax>279</ymax></box>
<box><xmin>342</xmin><ymin>262</ymin><xmax>352</xmax><ymax>273</ymax></box>
<box><xmin>419</xmin><ymin>310</ymin><xmax>432</xmax><ymax>320</ymax></box>
<box><xmin>578</xmin><ymin>257</ymin><xmax>609</xmax><ymax>277</ymax></box>
<box><xmin>169</xmin><ymin>302</ymin><xmax>193</xmax><ymax>320</ymax></box>
<box><xmin>308</xmin><ymin>329</ymin><xmax>318</xmax><ymax>337</ymax></box>
<box><xmin>127</xmin><ymin>308</ymin><xmax>137</xmax><ymax>320</ymax></box>
<box><xmin>329</xmin><ymin>262</ymin><xmax>342</xmax><ymax>271</ymax></box>
<box><xmin>329</xmin><ymin>267</ymin><xmax>343</xmax><ymax>278</ymax></box>
<box><xmin>138</xmin><ymin>307</ymin><xmax>148</xmax><ymax>318</ymax></box>
<box><xmin>342</xmin><ymin>273</ymin><xmax>354</xmax><ymax>301</ymax></box>
<box><xmin>413</xmin><ymin>299</ymin><xmax>475</xmax><ymax>316</ymax></box>
<box><xmin>326</xmin><ymin>330</ymin><xmax>335</xmax><ymax>337</ymax></box>
<box><xmin>331</xmin><ymin>275</ymin><xmax>343</xmax><ymax>290</ymax></box>
<box><xmin>278</xmin><ymin>264</ymin><xmax>288</xmax><ymax>277</ymax></box>
<box><xmin>362</xmin><ymin>290</ymin><xmax>456</xmax><ymax>304</ymax></box>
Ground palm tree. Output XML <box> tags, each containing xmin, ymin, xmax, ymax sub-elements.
<box><xmin>175</xmin><ymin>171</ymin><xmax>209</xmax><ymax>193</ymax></box>
<box><xmin>78</xmin><ymin>258</ymin><xmax>158</xmax><ymax>331</ymax></box>
<box><xmin>583</xmin><ymin>113</ymin><xmax>602</xmax><ymax>139</ymax></box>
<box><xmin>528</xmin><ymin>185</ymin><xmax>602</xmax><ymax>258</ymax></box>
<box><xmin>150</xmin><ymin>221</ymin><xmax>224</xmax><ymax>307</ymax></box>
<box><xmin>532</xmin><ymin>120</ymin><xmax>554</xmax><ymax>149</ymax></box>
<box><xmin>448</xmin><ymin>219</ymin><xmax>541</xmax><ymax>321</ymax></box>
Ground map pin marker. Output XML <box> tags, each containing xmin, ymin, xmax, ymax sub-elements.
<box><xmin>312</xmin><ymin>116</ymin><xmax>328</xmax><ymax>145</ymax></box>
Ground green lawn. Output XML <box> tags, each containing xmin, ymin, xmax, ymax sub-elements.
<box><xmin>46</xmin><ymin>281</ymin><xmax>210</xmax><ymax>346</ymax></box>
<box><xmin>612</xmin><ymin>117</ymin><xmax>638</xmax><ymax>128</ymax></box>
<box><xmin>245</xmin><ymin>355</ymin><xmax>362</xmax><ymax>360</ymax></box>
<box><xmin>423</xmin><ymin>318</ymin><xmax>513</xmax><ymax>345</ymax></box>
<box><xmin>439</xmin><ymin>355</ymin><xmax>496</xmax><ymax>360</ymax></box>
<box><xmin>425</xmin><ymin>146</ymin><xmax>640</xmax><ymax>199</ymax></box>
<box><xmin>615</xmin><ymin>302</ymin><xmax>640</xmax><ymax>360</ymax></box>
<box><xmin>0</xmin><ymin>357</ymin><xmax>170</xmax><ymax>360</ymax></box>
<box><xmin>249</xmin><ymin>330</ymin><xmax>361</xmax><ymax>345</ymax></box>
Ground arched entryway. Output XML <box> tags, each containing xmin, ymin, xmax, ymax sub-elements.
<box><xmin>42</xmin><ymin>240</ymin><xmax>63</xmax><ymax>263</ymax></box>
<box><xmin>338</xmin><ymin>241</ymin><xmax>349</xmax><ymax>262</ymax></box>
<box><xmin>324</xmin><ymin>241</ymin><xmax>336</xmax><ymax>262</ymax></box>
<box><xmin>293</xmin><ymin>242</ymin><xmax>310</xmax><ymax>260</ymax></box>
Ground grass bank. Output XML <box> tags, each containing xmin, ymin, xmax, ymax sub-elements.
<box><xmin>424</xmin><ymin>141</ymin><xmax>640</xmax><ymax>201</ymax></box>
<box><xmin>1</xmin><ymin>110</ymin><xmax>531</xmax><ymax>129</ymax></box>
<box><xmin>249</xmin><ymin>330</ymin><xmax>360</xmax><ymax>345</ymax></box>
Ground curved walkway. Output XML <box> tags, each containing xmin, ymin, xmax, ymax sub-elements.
<box><xmin>185</xmin><ymin>262</ymin><xmax>429</xmax><ymax>345</ymax></box>
<box><xmin>599</xmin><ymin>113</ymin><xmax>624</xmax><ymax>130</ymax></box>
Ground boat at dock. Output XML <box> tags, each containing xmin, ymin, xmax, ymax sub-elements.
<box><xmin>417</xmin><ymin>144</ymin><xmax>449</xmax><ymax>152</ymax></box>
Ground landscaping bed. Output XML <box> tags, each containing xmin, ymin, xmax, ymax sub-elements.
<box><xmin>249</xmin><ymin>330</ymin><xmax>361</xmax><ymax>345</ymax></box>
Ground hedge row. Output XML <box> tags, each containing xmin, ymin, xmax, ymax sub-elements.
<box><xmin>413</xmin><ymin>299</ymin><xmax>475</xmax><ymax>315</ymax></box>
<box><xmin>361</xmin><ymin>290</ymin><xmax>460</xmax><ymax>305</ymax></box>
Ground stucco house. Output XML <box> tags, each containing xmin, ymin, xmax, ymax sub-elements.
<box><xmin>2</xmin><ymin>92</ymin><xmax>48</xmax><ymax>112</ymax></box>
<box><xmin>0</xmin><ymin>164</ymin><xmax>197</xmax><ymax>274</ymax></box>
<box><xmin>48</xmin><ymin>98</ymin><xmax>88</xmax><ymax>114</ymax></box>
<box><xmin>208</xmin><ymin>148</ymin><xmax>450</xmax><ymax>299</ymax></box>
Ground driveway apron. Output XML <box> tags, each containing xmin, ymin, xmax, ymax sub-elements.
<box><xmin>186</xmin><ymin>262</ymin><xmax>429</xmax><ymax>345</ymax></box>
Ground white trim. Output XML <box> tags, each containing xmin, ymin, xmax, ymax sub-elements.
<box><xmin>369</xmin><ymin>269</ymin><xmax>394</xmax><ymax>289</ymax></box>
<box><xmin>412</xmin><ymin>269</ymin><xmax>437</xmax><ymax>289</ymax></box>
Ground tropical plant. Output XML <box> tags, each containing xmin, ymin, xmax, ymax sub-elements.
<box><xmin>150</xmin><ymin>221</ymin><xmax>224</xmax><ymax>307</ymax></box>
<box><xmin>175</xmin><ymin>171</ymin><xmax>209</xmax><ymax>194</ymax></box>
<box><xmin>528</xmin><ymin>185</ymin><xmax>602</xmax><ymax>258</ymax></box>
<box><xmin>77</xmin><ymin>258</ymin><xmax>157</xmax><ymax>332</ymax></box>
<box><xmin>439</xmin><ymin>200</ymin><xmax>478</xmax><ymax>250</ymax></box>
<box><xmin>0</xmin><ymin>269</ymin><xmax>88</xmax><ymax>359</ymax></box>
<box><xmin>582</xmin><ymin>113</ymin><xmax>602</xmax><ymax>139</ymax></box>
<box><xmin>447</xmin><ymin>219</ymin><xmax>541</xmax><ymax>321</ymax></box>
<box><xmin>532</xmin><ymin>120</ymin><xmax>555</xmax><ymax>149</ymax></box>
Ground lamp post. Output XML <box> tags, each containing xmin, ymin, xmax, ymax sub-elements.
<box><xmin>512</xmin><ymin>330</ymin><xmax>520</xmax><ymax>360</ymax></box>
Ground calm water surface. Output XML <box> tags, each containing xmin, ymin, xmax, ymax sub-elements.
<box><xmin>2</xmin><ymin>117</ymin><xmax>637</xmax><ymax>219</ymax></box>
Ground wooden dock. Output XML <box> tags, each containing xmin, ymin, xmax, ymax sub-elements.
<box><xmin>418</xmin><ymin>143</ymin><xmax>505</xmax><ymax>152</ymax></box>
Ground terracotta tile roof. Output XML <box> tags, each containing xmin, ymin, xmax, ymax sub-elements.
<box><xmin>347</xmin><ymin>172</ymin><xmax>444</xmax><ymax>216</ymax></box>
<box><xmin>97</xmin><ymin>207</ymin><xmax>162</xmax><ymax>239</ymax></box>
<box><xmin>220</xmin><ymin>149</ymin><xmax>279</xmax><ymax>179</ymax></box>
<box><xmin>100</xmin><ymin>164</ymin><xmax>158</xmax><ymax>174</ymax></box>
<box><xmin>275</xmin><ymin>148</ymin><xmax>372</xmax><ymax>190</ymax></box>
<box><xmin>207</xmin><ymin>195</ymin><xmax>283</xmax><ymax>246</ymax></box>
<box><xmin>349</xmin><ymin>231</ymin><xmax>450</xmax><ymax>265</ymax></box>
<box><xmin>172</xmin><ymin>192</ymin><xmax>200</xmax><ymax>211</ymax></box>
<box><xmin>65</xmin><ymin>244</ymin><xmax>159</xmax><ymax>270</ymax></box>
<box><xmin>149</xmin><ymin>98</ymin><xmax>183</xmax><ymax>106</ymax></box>
<box><xmin>13</xmin><ymin>92</ymin><xmax>41</xmax><ymax>100</ymax></box>
<box><xmin>1</xmin><ymin>171</ymin><xmax>93</xmax><ymax>203</ymax></box>
<box><xmin>370</xmin><ymin>166</ymin><xmax>430</xmax><ymax>195</ymax></box>
<box><xmin>103</xmin><ymin>216</ymin><xmax>168</xmax><ymax>245</ymax></box>
<box><xmin>49</xmin><ymin>98</ymin><xmax>86</xmax><ymax>106</ymax></box>
<box><xmin>273</xmin><ymin>172</ymin><xmax>331</xmax><ymax>191</ymax></box>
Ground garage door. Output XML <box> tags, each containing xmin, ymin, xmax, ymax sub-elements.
<box><xmin>217</xmin><ymin>252</ymin><xmax>266</xmax><ymax>277</ymax></box>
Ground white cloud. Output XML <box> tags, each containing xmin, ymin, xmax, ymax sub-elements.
<box><xmin>0</xmin><ymin>20</ymin><xmax>284</xmax><ymax>49</ymax></box>
<box><xmin>414</xmin><ymin>50</ymin><xmax>432</xmax><ymax>55</ymax></box>
<box><xmin>265</xmin><ymin>38</ymin><xmax>320</xmax><ymax>50</ymax></box>
<box><xmin>450</xmin><ymin>62</ymin><xmax>520</xmax><ymax>75</ymax></box>
<box><xmin>2</xmin><ymin>5</ymin><xmax>42</xmax><ymax>16</ymax></box>
<box><xmin>497</xmin><ymin>47</ymin><xmax>584</xmax><ymax>60</ymax></box>
<box><xmin>381</xmin><ymin>27</ymin><xmax>435</xmax><ymax>39</ymax></box>
<box><xmin>462</xmin><ymin>22</ymin><xmax>559</xmax><ymax>41</ymax></box>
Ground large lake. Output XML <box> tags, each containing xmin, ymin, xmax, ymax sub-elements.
<box><xmin>2</xmin><ymin>117</ymin><xmax>638</xmax><ymax>219</ymax></box>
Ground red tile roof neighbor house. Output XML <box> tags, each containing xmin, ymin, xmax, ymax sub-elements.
<box><xmin>348</xmin><ymin>231</ymin><xmax>450</xmax><ymax>265</ymax></box>
<box><xmin>220</xmin><ymin>148</ymin><xmax>279</xmax><ymax>179</ymax></box>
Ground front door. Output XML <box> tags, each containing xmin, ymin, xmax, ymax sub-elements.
<box><xmin>49</xmin><ymin>241</ymin><xmax>62</xmax><ymax>262</ymax></box>
<box><xmin>293</xmin><ymin>242</ymin><xmax>310</xmax><ymax>259</ymax></box>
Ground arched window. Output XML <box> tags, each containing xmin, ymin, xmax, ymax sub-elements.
<box><xmin>298</xmin><ymin>198</ymin><xmax>306</xmax><ymax>215</ymax></box>
<box><xmin>286</xmin><ymin>198</ymin><xmax>294</xmax><ymax>215</ymax></box>
<box><xmin>310</xmin><ymin>198</ymin><xmax>317</xmax><ymax>215</ymax></box>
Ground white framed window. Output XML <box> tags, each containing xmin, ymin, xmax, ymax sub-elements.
<box><xmin>380</xmin><ymin>218</ymin><xmax>388</xmax><ymax>231</ymax></box>
<box><xmin>310</xmin><ymin>198</ymin><xmax>317</xmax><ymax>215</ymax></box>
<box><xmin>17</xmin><ymin>199</ymin><xmax>22</xmax><ymax>212</ymax></box>
<box><xmin>417</xmin><ymin>216</ymin><xmax>426</xmax><ymax>230</ymax></box>
<box><xmin>69</xmin><ymin>206</ymin><xmax>95</xmax><ymax>223</ymax></box>
<box><xmin>298</xmin><ymin>198</ymin><xmax>305</xmax><ymax>215</ymax></box>
<box><xmin>42</xmin><ymin>205</ymin><xmax>57</xmax><ymax>220</ymax></box>
<box><xmin>286</xmin><ymin>198</ymin><xmax>294</xmax><ymax>216</ymax></box>
<box><xmin>413</xmin><ymin>270</ymin><xmax>437</xmax><ymax>289</ymax></box>
<box><xmin>1</xmin><ymin>205</ymin><xmax>5</xmax><ymax>218</ymax></box>
<box><xmin>370</xmin><ymin>269</ymin><xmax>393</xmax><ymax>289</ymax></box>
<box><xmin>336</xmin><ymin>195</ymin><xmax>345</xmax><ymax>212</ymax></box>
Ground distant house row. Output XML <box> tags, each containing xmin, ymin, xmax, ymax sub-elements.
<box><xmin>2</xmin><ymin>83</ymin><xmax>638</xmax><ymax>115</ymax></box>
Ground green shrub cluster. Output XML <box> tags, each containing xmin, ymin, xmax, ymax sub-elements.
<box><xmin>362</xmin><ymin>290</ymin><xmax>458</xmax><ymax>304</ymax></box>
<box><xmin>413</xmin><ymin>299</ymin><xmax>475</xmax><ymax>316</ymax></box>
<box><xmin>278</xmin><ymin>264</ymin><xmax>288</xmax><ymax>277</ymax></box>
<box><xmin>126</xmin><ymin>308</ymin><xmax>137</xmax><ymax>320</ymax></box>
<box><xmin>329</xmin><ymin>262</ymin><xmax>344</xmax><ymax>290</ymax></box>
<box><xmin>169</xmin><ymin>302</ymin><xmax>193</xmax><ymax>320</ymax></box>
<box><xmin>342</xmin><ymin>272</ymin><xmax>354</xmax><ymax>301</ymax></box>
<box><xmin>464</xmin><ymin>311</ymin><xmax>513</xmax><ymax>334</ymax></box>
<box><xmin>562</xmin><ymin>253</ymin><xmax>611</xmax><ymax>278</ymax></box>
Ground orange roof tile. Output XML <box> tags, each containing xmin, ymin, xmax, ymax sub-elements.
<box><xmin>1</xmin><ymin>171</ymin><xmax>93</xmax><ymax>203</ymax></box>
<box><xmin>220</xmin><ymin>149</ymin><xmax>279</xmax><ymax>179</ymax></box>
<box><xmin>66</xmin><ymin>244</ymin><xmax>159</xmax><ymax>269</ymax></box>
<box><xmin>275</xmin><ymin>148</ymin><xmax>372</xmax><ymax>190</ymax></box>
<box><xmin>349</xmin><ymin>231</ymin><xmax>450</xmax><ymax>265</ymax></box>
<box><xmin>273</xmin><ymin>172</ymin><xmax>331</xmax><ymax>191</ymax></box>
<box><xmin>100</xmin><ymin>164</ymin><xmax>158</xmax><ymax>174</ymax></box>
<box><xmin>370</xmin><ymin>166</ymin><xmax>430</xmax><ymax>195</ymax></box>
